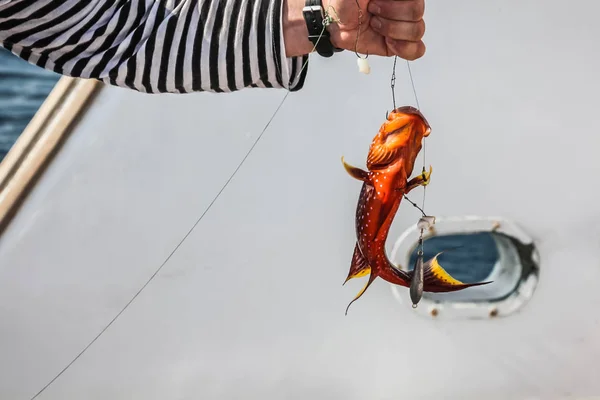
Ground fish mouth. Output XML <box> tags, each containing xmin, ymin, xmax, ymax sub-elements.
<box><xmin>392</xmin><ymin>106</ymin><xmax>431</xmax><ymax>137</ymax></box>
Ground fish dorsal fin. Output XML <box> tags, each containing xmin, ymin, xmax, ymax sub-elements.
<box><xmin>343</xmin><ymin>243</ymin><xmax>371</xmax><ymax>285</ymax></box>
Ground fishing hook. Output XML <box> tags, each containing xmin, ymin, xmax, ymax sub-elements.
<box><xmin>354</xmin><ymin>0</ymin><xmax>368</xmax><ymax>59</ymax></box>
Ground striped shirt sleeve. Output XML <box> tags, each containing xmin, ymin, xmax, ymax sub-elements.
<box><xmin>0</xmin><ymin>0</ymin><xmax>310</xmax><ymax>94</ymax></box>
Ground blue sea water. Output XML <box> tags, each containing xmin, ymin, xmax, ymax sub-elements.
<box><xmin>407</xmin><ymin>232</ymin><xmax>499</xmax><ymax>283</ymax></box>
<box><xmin>0</xmin><ymin>48</ymin><xmax>61</xmax><ymax>162</ymax></box>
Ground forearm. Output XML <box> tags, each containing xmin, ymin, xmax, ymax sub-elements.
<box><xmin>0</xmin><ymin>0</ymin><xmax>311</xmax><ymax>94</ymax></box>
<box><xmin>282</xmin><ymin>0</ymin><xmax>315</xmax><ymax>57</ymax></box>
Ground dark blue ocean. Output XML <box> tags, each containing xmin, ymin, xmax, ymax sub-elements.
<box><xmin>0</xmin><ymin>47</ymin><xmax>60</xmax><ymax>162</ymax></box>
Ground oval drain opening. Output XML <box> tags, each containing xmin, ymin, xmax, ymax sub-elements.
<box><xmin>389</xmin><ymin>216</ymin><xmax>539</xmax><ymax>319</ymax></box>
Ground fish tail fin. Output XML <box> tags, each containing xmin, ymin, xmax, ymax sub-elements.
<box><xmin>345</xmin><ymin>272</ymin><xmax>378</xmax><ymax>316</ymax></box>
<box><xmin>343</xmin><ymin>267</ymin><xmax>371</xmax><ymax>286</ymax></box>
<box><xmin>414</xmin><ymin>251</ymin><xmax>493</xmax><ymax>293</ymax></box>
<box><xmin>343</xmin><ymin>243</ymin><xmax>371</xmax><ymax>286</ymax></box>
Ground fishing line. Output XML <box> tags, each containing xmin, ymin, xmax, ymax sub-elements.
<box><xmin>354</xmin><ymin>0</ymin><xmax>367</xmax><ymax>59</ymax></box>
<box><xmin>394</xmin><ymin>58</ymin><xmax>427</xmax><ymax>219</ymax></box>
<box><xmin>407</xmin><ymin>60</ymin><xmax>421</xmax><ymax>110</ymax></box>
<box><xmin>390</xmin><ymin>56</ymin><xmax>397</xmax><ymax>109</ymax></box>
<box><xmin>403</xmin><ymin>58</ymin><xmax>429</xmax><ymax>308</ymax></box>
<box><xmin>29</xmin><ymin>92</ymin><xmax>290</xmax><ymax>400</ymax></box>
<box><xmin>406</xmin><ymin>60</ymin><xmax>426</xmax><ymax>215</ymax></box>
<box><xmin>403</xmin><ymin>194</ymin><xmax>426</xmax><ymax>217</ymax></box>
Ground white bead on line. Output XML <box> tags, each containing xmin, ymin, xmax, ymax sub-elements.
<box><xmin>357</xmin><ymin>57</ymin><xmax>370</xmax><ymax>74</ymax></box>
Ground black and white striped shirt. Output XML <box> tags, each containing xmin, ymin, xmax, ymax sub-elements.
<box><xmin>0</xmin><ymin>0</ymin><xmax>310</xmax><ymax>93</ymax></box>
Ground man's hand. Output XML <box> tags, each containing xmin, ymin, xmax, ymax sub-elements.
<box><xmin>284</xmin><ymin>0</ymin><xmax>426</xmax><ymax>60</ymax></box>
<box><xmin>328</xmin><ymin>0</ymin><xmax>426</xmax><ymax>59</ymax></box>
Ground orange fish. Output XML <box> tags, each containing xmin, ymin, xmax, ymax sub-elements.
<box><xmin>341</xmin><ymin>106</ymin><xmax>491</xmax><ymax>314</ymax></box>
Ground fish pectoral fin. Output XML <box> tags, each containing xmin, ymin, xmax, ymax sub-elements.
<box><xmin>406</xmin><ymin>165</ymin><xmax>433</xmax><ymax>193</ymax></box>
<box><xmin>345</xmin><ymin>273</ymin><xmax>377</xmax><ymax>316</ymax></box>
<box><xmin>341</xmin><ymin>156</ymin><xmax>369</xmax><ymax>182</ymax></box>
<box><xmin>343</xmin><ymin>243</ymin><xmax>371</xmax><ymax>285</ymax></box>
<box><xmin>417</xmin><ymin>252</ymin><xmax>493</xmax><ymax>293</ymax></box>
